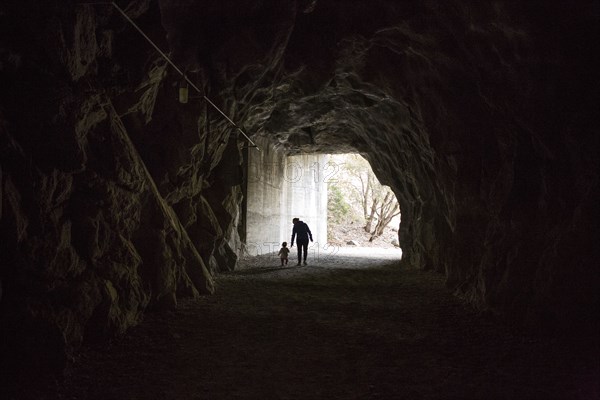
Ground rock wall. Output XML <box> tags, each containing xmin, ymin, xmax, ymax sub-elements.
<box><xmin>0</xmin><ymin>0</ymin><xmax>240</xmax><ymax>377</ymax></box>
<box><xmin>231</xmin><ymin>0</ymin><xmax>599</xmax><ymax>336</ymax></box>
<box><xmin>0</xmin><ymin>0</ymin><xmax>598</xmax><ymax>380</ymax></box>
<box><xmin>246</xmin><ymin>139</ymin><xmax>327</xmax><ymax>256</ymax></box>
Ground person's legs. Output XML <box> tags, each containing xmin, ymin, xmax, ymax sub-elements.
<box><xmin>297</xmin><ymin>239</ymin><xmax>308</xmax><ymax>265</ymax></box>
<box><xmin>299</xmin><ymin>240</ymin><xmax>308</xmax><ymax>264</ymax></box>
<box><xmin>304</xmin><ymin>242</ymin><xmax>309</xmax><ymax>263</ymax></box>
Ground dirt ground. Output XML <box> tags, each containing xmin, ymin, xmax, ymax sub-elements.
<box><xmin>17</xmin><ymin>248</ymin><xmax>600</xmax><ymax>399</ymax></box>
<box><xmin>327</xmin><ymin>222</ymin><xmax>400</xmax><ymax>249</ymax></box>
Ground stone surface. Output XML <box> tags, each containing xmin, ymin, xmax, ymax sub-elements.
<box><xmin>0</xmin><ymin>0</ymin><xmax>217</xmax><ymax>378</ymax></box>
<box><xmin>0</xmin><ymin>0</ymin><xmax>598</xmax><ymax>380</ymax></box>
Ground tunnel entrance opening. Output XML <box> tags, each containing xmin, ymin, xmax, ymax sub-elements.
<box><xmin>242</xmin><ymin>147</ymin><xmax>402</xmax><ymax>264</ymax></box>
<box><xmin>243</xmin><ymin>150</ymin><xmax>327</xmax><ymax>258</ymax></box>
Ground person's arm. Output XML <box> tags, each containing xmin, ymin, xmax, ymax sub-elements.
<box><xmin>291</xmin><ymin>226</ymin><xmax>296</xmax><ymax>247</ymax></box>
<box><xmin>306</xmin><ymin>223</ymin><xmax>313</xmax><ymax>241</ymax></box>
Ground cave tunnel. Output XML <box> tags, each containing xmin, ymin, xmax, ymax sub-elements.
<box><xmin>0</xmin><ymin>0</ymin><xmax>599</xmax><ymax>397</ymax></box>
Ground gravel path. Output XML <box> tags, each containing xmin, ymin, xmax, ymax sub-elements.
<box><xmin>36</xmin><ymin>248</ymin><xmax>598</xmax><ymax>399</ymax></box>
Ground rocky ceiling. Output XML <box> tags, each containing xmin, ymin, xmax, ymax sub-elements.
<box><xmin>0</xmin><ymin>0</ymin><xmax>598</xmax><ymax>379</ymax></box>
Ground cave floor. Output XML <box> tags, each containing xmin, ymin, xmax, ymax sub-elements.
<box><xmin>53</xmin><ymin>248</ymin><xmax>597</xmax><ymax>400</ymax></box>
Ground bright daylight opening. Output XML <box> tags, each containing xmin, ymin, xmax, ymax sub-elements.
<box><xmin>325</xmin><ymin>154</ymin><xmax>402</xmax><ymax>260</ymax></box>
<box><xmin>243</xmin><ymin>150</ymin><xmax>402</xmax><ymax>263</ymax></box>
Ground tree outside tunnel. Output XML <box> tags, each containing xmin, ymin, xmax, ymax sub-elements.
<box><xmin>326</xmin><ymin>154</ymin><xmax>401</xmax><ymax>248</ymax></box>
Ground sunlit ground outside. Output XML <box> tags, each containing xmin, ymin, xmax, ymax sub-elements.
<box><xmin>325</xmin><ymin>246</ymin><xmax>402</xmax><ymax>260</ymax></box>
<box><xmin>239</xmin><ymin>245</ymin><xmax>402</xmax><ymax>272</ymax></box>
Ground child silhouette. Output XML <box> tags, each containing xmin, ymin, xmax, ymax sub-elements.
<box><xmin>278</xmin><ymin>242</ymin><xmax>290</xmax><ymax>266</ymax></box>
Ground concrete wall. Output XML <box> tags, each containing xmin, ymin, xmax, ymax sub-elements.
<box><xmin>246</xmin><ymin>146</ymin><xmax>328</xmax><ymax>256</ymax></box>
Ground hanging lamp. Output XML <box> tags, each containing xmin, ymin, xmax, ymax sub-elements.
<box><xmin>179</xmin><ymin>78</ymin><xmax>189</xmax><ymax>104</ymax></box>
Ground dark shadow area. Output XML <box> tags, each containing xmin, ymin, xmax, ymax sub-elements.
<box><xmin>45</xmin><ymin>257</ymin><xmax>599</xmax><ymax>400</ymax></box>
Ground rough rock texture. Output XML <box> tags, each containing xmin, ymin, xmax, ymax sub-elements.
<box><xmin>0</xmin><ymin>0</ymin><xmax>598</xmax><ymax>379</ymax></box>
<box><xmin>0</xmin><ymin>0</ymin><xmax>231</xmax><ymax>377</ymax></box>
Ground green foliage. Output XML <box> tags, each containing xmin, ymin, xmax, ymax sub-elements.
<box><xmin>327</xmin><ymin>183</ymin><xmax>350</xmax><ymax>224</ymax></box>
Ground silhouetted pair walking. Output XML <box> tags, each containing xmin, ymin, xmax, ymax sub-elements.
<box><xmin>290</xmin><ymin>218</ymin><xmax>313</xmax><ymax>266</ymax></box>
